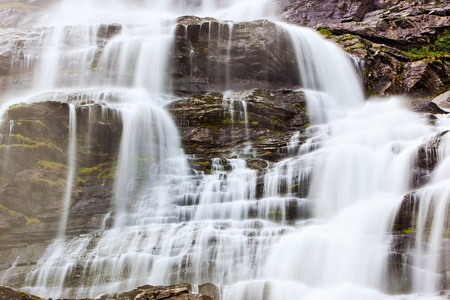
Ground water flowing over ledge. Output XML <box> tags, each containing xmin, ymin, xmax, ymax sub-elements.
<box><xmin>0</xmin><ymin>0</ymin><xmax>449</xmax><ymax>299</ymax></box>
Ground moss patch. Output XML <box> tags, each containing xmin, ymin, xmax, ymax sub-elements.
<box><xmin>79</xmin><ymin>162</ymin><xmax>117</xmax><ymax>180</ymax></box>
<box><xmin>35</xmin><ymin>160</ymin><xmax>68</xmax><ymax>172</ymax></box>
<box><xmin>25</xmin><ymin>216</ymin><xmax>40</xmax><ymax>226</ymax></box>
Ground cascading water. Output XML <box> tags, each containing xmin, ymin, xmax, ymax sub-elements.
<box><xmin>0</xmin><ymin>0</ymin><xmax>449</xmax><ymax>299</ymax></box>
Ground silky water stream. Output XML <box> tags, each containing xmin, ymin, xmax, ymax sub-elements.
<box><xmin>0</xmin><ymin>0</ymin><xmax>448</xmax><ymax>299</ymax></box>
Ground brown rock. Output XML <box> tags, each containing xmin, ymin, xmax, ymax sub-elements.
<box><xmin>402</xmin><ymin>60</ymin><xmax>445</xmax><ymax>97</ymax></box>
<box><xmin>0</xmin><ymin>286</ymin><xmax>43</xmax><ymax>300</ymax></box>
<box><xmin>0</xmin><ymin>206</ymin><xmax>26</xmax><ymax>233</ymax></box>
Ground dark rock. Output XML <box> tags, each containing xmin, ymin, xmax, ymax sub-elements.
<box><xmin>410</xmin><ymin>130</ymin><xmax>448</xmax><ymax>188</ymax></box>
<box><xmin>394</xmin><ymin>192</ymin><xmax>420</xmax><ymax>232</ymax></box>
<box><xmin>170</xmin><ymin>18</ymin><xmax>300</xmax><ymax>94</ymax></box>
<box><xmin>168</xmin><ymin>88</ymin><xmax>309</xmax><ymax>168</ymax></box>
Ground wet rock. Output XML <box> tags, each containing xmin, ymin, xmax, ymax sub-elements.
<box><xmin>431</xmin><ymin>90</ymin><xmax>450</xmax><ymax>113</ymax></box>
<box><xmin>0</xmin><ymin>99</ymin><xmax>121</xmax><ymax>257</ymax></box>
<box><xmin>411</xmin><ymin>130</ymin><xmax>448</xmax><ymax>188</ymax></box>
<box><xmin>169</xmin><ymin>88</ymin><xmax>309</xmax><ymax>169</ymax></box>
<box><xmin>198</xmin><ymin>283</ymin><xmax>219</xmax><ymax>300</ymax></box>
<box><xmin>171</xmin><ymin>18</ymin><xmax>300</xmax><ymax>94</ymax></box>
<box><xmin>394</xmin><ymin>192</ymin><xmax>420</xmax><ymax>232</ymax></box>
<box><xmin>0</xmin><ymin>286</ymin><xmax>43</xmax><ymax>300</ymax></box>
<box><xmin>100</xmin><ymin>283</ymin><xmax>213</xmax><ymax>300</ymax></box>
<box><xmin>387</xmin><ymin>233</ymin><xmax>414</xmax><ymax>294</ymax></box>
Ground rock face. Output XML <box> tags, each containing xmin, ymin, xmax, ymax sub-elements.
<box><xmin>169</xmin><ymin>89</ymin><xmax>309</xmax><ymax>161</ymax></box>
<box><xmin>171</xmin><ymin>17</ymin><xmax>300</xmax><ymax>94</ymax></box>
<box><xmin>277</xmin><ymin>0</ymin><xmax>450</xmax><ymax>98</ymax></box>
<box><xmin>0</xmin><ymin>18</ymin><xmax>299</xmax><ymax>96</ymax></box>
<box><xmin>0</xmin><ymin>99</ymin><xmax>121</xmax><ymax>286</ymax></box>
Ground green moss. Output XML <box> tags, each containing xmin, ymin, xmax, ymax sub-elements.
<box><xmin>403</xmin><ymin>227</ymin><xmax>417</xmax><ymax>234</ymax></box>
<box><xmin>30</xmin><ymin>177</ymin><xmax>66</xmax><ymax>185</ymax></box>
<box><xmin>317</xmin><ymin>28</ymin><xmax>334</xmax><ymax>37</ymax></box>
<box><xmin>97</xmin><ymin>163</ymin><xmax>118</xmax><ymax>180</ymax></box>
<box><xmin>274</xmin><ymin>131</ymin><xmax>281</xmax><ymax>135</ymax></box>
<box><xmin>10</xmin><ymin>134</ymin><xmax>34</xmax><ymax>144</ymax></box>
<box><xmin>25</xmin><ymin>216</ymin><xmax>40</xmax><ymax>226</ymax></box>
<box><xmin>76</xmin><ymin>177</ymin><xmax>85</xmax><ymax>184</ymax></box>
<box><xmin>9</xmin><ymin>103</ymin><xmax>24</xmax><ymax>110</ymax></box>
<box><xmin>435</xmin><ymin>32</ymin><xmax>450</xmax><ymax>54</ymax></box>
<box><xmin>0</xmin><ymin>135</ymin><xmax>63</xmax><ymax>153</ymax></box>
<box><xmin>405</xmin><ymin>33</ymin><xmax>450</xmax><ymax>60</ymax></box>
<box><xmin>17</xmin><ymin>119</ymin><xmax>45</xmax><ymax>127</ymax></box>
<box><xmin>250</xmin><ymin>121</ymin><xmax>259</xmax><ymax>126</ymax></box>
<box><xmin>35</xmin><ymin>160</ymin><xmax>68</xmax><ymax>172</ymax></box>
<box><xmin>91</xmin><ymin>66</ymin><xmax>104</xmax><ymax>72</ymax></box>
<box><xmin>0</xmin><ymin>204</ymin><xmax>17</xmax><ymax>214</ymax></box>
<box><xmin>258</xmin><ymin>136</ymin><xmax>266</xmax><ymax>141</ymax></box>
<box><xmin>335</xmin><ymin>34</ymin><xmax>355</xmax><ymax>43</ymax></box>
<box><xmin>79</xmin><ymin>162</ymin><xmax>114</xmax><ymax>175</ymax></box>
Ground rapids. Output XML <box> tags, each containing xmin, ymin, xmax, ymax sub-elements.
<box><xmin>0</xmin><ymin>0</ymin><xmax>449</xmax><ymax>299</ymax></box>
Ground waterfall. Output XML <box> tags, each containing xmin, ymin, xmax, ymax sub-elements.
<box><xmin>0</xmin><ymin>0</ymin><xmax>449</xmax><ymax>299</ymax></box>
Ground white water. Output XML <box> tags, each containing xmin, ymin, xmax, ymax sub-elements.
<box><xmin>0</xmin><ymin>0</ymin><xmax>449</xmax><ymax>299</ymax></box>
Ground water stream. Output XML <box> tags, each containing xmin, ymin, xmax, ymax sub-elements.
<box><xmin>0</xmin><ymin>0</ymin><xmax>449</xmax><ymax>299</ymax></box>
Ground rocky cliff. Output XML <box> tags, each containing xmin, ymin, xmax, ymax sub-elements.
<box><xmin>278</xmin><ymin>0</ymin><xmax>450</xmax><ymax>98</ymax></box>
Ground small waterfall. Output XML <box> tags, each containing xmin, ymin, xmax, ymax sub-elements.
<box><xmin>58</xmin><ymin>104</ymin><xmax>77</xmax><ymax>238</ymax></box>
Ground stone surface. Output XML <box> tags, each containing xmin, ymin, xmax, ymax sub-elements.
<box><xmin>170</xmin><ymin>17</ymin><xmax>300</xmax><ymax>94</ymax></box>
<box><xmin>169</xmin><ymin>88</ymin><xmax>309</xmax><ymax>165</ymax></box>
<box><xmin>0</xmin><ymin>286</ymin><xmax>43</xmax><ymax>300</ymax></box>
<box><xmin>100</xmin><ymin>283</ymin><xmax>213</xmax><ymax>300</ymax></box>
<box><xmin>431</xmin><ymin>90</ymin><xmax>450</xmax><ymax>113</ymax></box>
<box><xmin>0</xmin><ymin>99</ymin><xmax>121</xmax><ymax>276</ymax></box>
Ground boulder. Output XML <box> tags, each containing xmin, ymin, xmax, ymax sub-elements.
<box><xmin>431</xmin><ymin>90</ymin><xmax>450</xmax><ymax>113</ymax></box>
<box><xmin>402</xmin><ymin>60</ymin><xmax>445</xmax><ymax>97</ymax></box>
